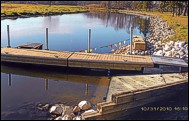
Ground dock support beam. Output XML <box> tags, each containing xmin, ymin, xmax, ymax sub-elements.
<box><xmin>88</xmin><ymin>29</ymin><xmax>91</xmax><ymax>53</ymax></box>
<box><xmin>45</xmin><ymin>79</ymin><xmax>49</xmax><ymax>90</ymax></box>
<box><xmin>8</xmin><ymin>73</ymin><xmax>12</xmax><ymax>86</ymax></box>
<box><xmin>7</xmin><ymin>25</ymin><xmax>11</xmax><ymax>48</ymax></box>
<box><xmin>45</xmin><ymin>28</ymin><xmax>49</xmax><ymax>50</ymax></box>
<box><xmin>130</xmin><ymin>26</ymin><xmax>133</xmax><ymax>54</ymax></box>
<box><xmin>85</xmin><ymin>80</ymin><xmax>88</xmax><ymax>96</ymax></box>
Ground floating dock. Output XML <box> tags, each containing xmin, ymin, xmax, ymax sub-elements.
<box><xmin>1</xmin><ymin>47</ymin><xmax>188</xmax><ymax>72</ymax></box>
<box><xmin>1</xmin><ymin>47</ymin><xmax>154</xmax><ymax>71</ymax></box>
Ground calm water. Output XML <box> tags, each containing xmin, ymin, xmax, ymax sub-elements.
<box><xmin>1</xmin><ymin>12</ymin><xmax>150</xmax><ymax>53</ymax></box>
<box><xmin>1</xmin><ymin>12</ymin><xmax>150</xmax><ymax>120</ymax></box>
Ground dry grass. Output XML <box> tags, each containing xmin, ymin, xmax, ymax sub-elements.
<box><xmin>1</xmin><ymin>3</ymin><xmax>87</xmax><ymax>17</ymax></box>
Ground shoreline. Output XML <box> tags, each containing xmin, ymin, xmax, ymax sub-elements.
<box><xmin>114</xmin><ymin>10</ymin><xmax>188</xmax><ymax>63</ymax></box>
<box><xmin>1</xmin><ymin>11</ymin><xmax>88</xmax><ymax>20</ymax></box>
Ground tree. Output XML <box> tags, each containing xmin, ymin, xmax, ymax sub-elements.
<box><xmin>182</xmin><ymin>1</ymin><xmax>188</xmax><ymax>16</ymax></box>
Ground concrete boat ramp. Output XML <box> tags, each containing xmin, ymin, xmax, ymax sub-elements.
<box><xmin>82</xmin><ymin>73</ymin><xmax>188</xmax><ymax>120</ymax></box>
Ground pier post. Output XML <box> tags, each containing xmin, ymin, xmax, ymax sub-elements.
<box><xmin>7</xmin><ymin>25</ymin><xmax>11</xmax><ymax>48</ymax></box>
<box><xmin>45</xmin><ymin>28</ymin><xmax>49</xmax><ymax>50</ymax></box>
<box><xmin>85</xmin><ymin>80</ymin><xmax>88</xmax><ymax>96</ymax></box>
<box><xmin>45</xmin><ymin>79</ymin><xmax>48</xmax><ymax>90</ymax></box>
<box><xmin>130</xmin><ymin>26</ymin><xmax>133</xmax><ymax>54</ymax></box>
<box><xmin>88</xmin><ymin>29</ymin><xmax>91</xmax><ymax>53</ymax></box>
<box><xmin>8</xmin><ymin>73</ymin><xmax>12</xmax><ymax>86</ymax></box>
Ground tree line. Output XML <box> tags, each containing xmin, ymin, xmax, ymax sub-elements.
<box><xmin>99</xmin><ymin>1</ymin><xmax>188</xmax><ymax>16</ymax></box>
<box><xmin>2</xmin><ymin>1</ymin><xmax>188</xmax><ymax>16</ymax></box>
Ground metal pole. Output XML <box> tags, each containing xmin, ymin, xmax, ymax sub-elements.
<box><xmin>88</xmin><ymin>29</ymin><xmax>91</xmax><ymax>53</ymax></box>
<box><xmin>85</xmin><ymin>80</ymin><xmax>88</xmax><ymax>96</ymax></box>
<box><xmin>8</xmin><ymin>73</ymin><xmax>12</xmax><ymax>86</ymax></box>
<box><xmin>45</xmin><ymin>79</ymin><xmax>48</xmax><ymax>90</ymax></box>
<box><xmin>130</xmin><ymin>26</ymin><xmax>133</xmax><ymax>54</ymax></box>
<box><xmin>45</xmin><ymin>28</ymin><xmax>49</xmax><ymax>50</ymax></box>
<box><xmin>7</xmin><ymin>25</ymin><xmax>11</xmax><ymax>48</ymax></box>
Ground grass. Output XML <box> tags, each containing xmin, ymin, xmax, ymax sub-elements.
<box><xmin>119</xmin><ymin>10</ymin><xmax>188</xmax><ymax>43</ymax></box>
<box><xmin>1</xmin><ymin>3</ymin><xmax>88</xmax><ymax>17</ymax></box>
<box><xmin>153</xmin><ymin>12</ymin><xmax>188</xmax><ymax>43</ymax></box>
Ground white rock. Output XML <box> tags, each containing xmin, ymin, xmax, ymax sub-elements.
<box><xmin>174</xmin><ymin>46</ymin><xmax>180</xmax><ymax>51</ymax></box>
<box><xmin>174</xmin><ymin>41</ymin><xmax>180</xmax><ymax>47</ymax></box>
<box><xmin>178</xmin><ymin>50</ymin><xmax>185</xmax><ymax>56</ymax></box>
<box><xmin>61</xmin><ymin>106</ymin><xmax>73</xmax><ymax>116</ymax></box>
<box><xmin>62</xmin><ymin>114</ymin><xmax>73</xmax><ymax>120</ymax></box>
<box><xmin>164</xmin><ymin>51</ymin><xmax>172</xmax><ymax>57</ymax></box>
<box><xmin>178</xmin><ymin>41</ymin><xmax>186</xmax><ymax>48</ymax></box>
<box><xmin>55</xmin><ymin>116</ymin><xmax>64</xmax><ymax>120</ymax></box>
<box><xmin>154</xmin><ymin>50</ymin><xmax>163</xmax><ymax>56</ymax></box>
<box><xmin>73</xmin><ymin>116</ymin><xmax>82</xmax><ymax>120</ymax></box>
<box><xmin>164</xmin><ymin>44</ymin><xmax>172</xmax><ymax>51</ymax></box>
<box><xmin>78</xmin><ymin>101</ymin><xmax>92</xmax><ymax>111</ymax></box>
<box><xmin>73</xmin><ymin>106</ymin><xmax>81</xmax><ymax>113</ymax></box>
<box><xmin>49</xmin><ymin>106</ymin><xmax>63</xmax><ymax>115</ymax></box>
<box><xmin>169</xmin><ymin>41</ymin><xmax>174</xmax><ymax>46</ymax></box>
<box><xmin>84</xmin><ymin>109</ymin><xmax>95</xmax><ymax>114</ymax></box>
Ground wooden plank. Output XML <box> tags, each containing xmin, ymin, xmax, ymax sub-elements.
<box><xmin>1</xmin><ymin>47</ymin><xmax>155</xmax><ymax>70</ymax></box>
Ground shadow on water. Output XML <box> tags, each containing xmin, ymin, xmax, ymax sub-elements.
<box><xmin>1</xmin><ymin>63</ymin><xmax>113</xmax><ymax>120</ymax></box>
<box><xmin>1</xmin><ymin>62</ymin><xmax>188</xmax><ymax>120</ymax></box>
<box><xmin>1</xmin><ymin>62</ymin><xmax>143</xmax><ymax>77</ymax></box>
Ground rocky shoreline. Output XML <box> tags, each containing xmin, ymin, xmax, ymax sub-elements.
<box><xmin>114</xmin><ymin>12</ymin><xmax>188</xmax><ymax>63</ymax></box>
<box><xmin>35</xmin><ymin>100</ymin><xmax>95</xmax><ymax>120</ymax></box>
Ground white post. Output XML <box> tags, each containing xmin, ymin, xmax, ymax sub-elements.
<box><xmin>7</xmin><ymin>25</ymin><xmax>11</xmax><ymax>48</ymax></box>
<box><xmin>46</xmin><ymin>28</ymin><xmax>49</xmax><ymax>50</ymax></box>
<box><xmin>130</xmin><ymin>26</ymin><xmax>133</xmax><ymax>54</ymax></box>
<box><xmin>88</xmin><ymin>29</ymin><xmax>91</xmax><ymax>53</ymax></box>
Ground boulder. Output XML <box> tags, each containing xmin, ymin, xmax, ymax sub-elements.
<box><xmin>55</xmin><ymin>116</ymin><xmax>63</xmax><ymax>120</ymax></box>
<box><xmin>73</xmin><ymin>106</ymin><xmax>81</xmax><ymax>114</ymax></box>
<box><xmin>168</xmin><ymin>41</ymin><xmax>174</xmax><ymax>46</ymax></box>
<box><xmin>164</xmin><ymin>44</ymin><xmax>172</xmax><ymax>51</ymax></box>
<box><xmin>42</xmin><ymin>104</ymin><xmax>50</xmax><ymax>110</ymax></box>
<box><xmin>164</xmin><ymin>51</ymin><xmax>172</xmax><ymax>57</ymax></box>
<box><xmin>83</xmin><ymin>109</ymin><xmax>96</xmax><ymax>114</ymax></box>
<box><xmin>174</xmin><ymin>41</ymin><xmax>180</xmax><ymax>47</ymax></box>
<box><xmin>154</xmin><ymin>50</ymin><xmax>163</xmax><ymax>56</ymax></box>
<box><xmin>78</xmin><ymin>101</ymin><xmax>92</xmax><ymax>111</ymax></box>
<box><xmin>174</xmin><ymin>46</ymin><xmax>180</xmax><ymax>51</ymax></box>
<box><xmin>178</xmin><ymin>41</ymin><xmax>186</xmax><ymax>48</ymax></box>
<box><xmin>73</xmin><ymin>116</ymin><xmax>82</xmax><ymax>120</ymax></box>
<box><xmin>49</xmin><ymin>106</ymin><xmax>63</xmax><ymax>115</ymax></box>
<box><xmin>62</xmin><ymin>106</ymin><xmax>74</xmax><ymax>117</ymax></box>
<box><xmin>62</xmin><ymin>114</ymin><xmax>73</xmax><ymax>120</ymax></box>
<box><xmin>178</xmin><ymin>50</ymin><xmax>185</xmax><ymax>56</ymax></box>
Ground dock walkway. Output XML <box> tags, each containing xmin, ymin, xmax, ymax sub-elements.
<box><xmin>1</xmin><ymin>48</ymin><xmax>154</xmax><ymax>71</ymax></box>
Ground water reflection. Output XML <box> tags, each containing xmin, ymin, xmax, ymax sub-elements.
<box><xmin>5</xmin><ymin>73</ymin><xmax>92</xmax><ymax>96</ymax></box>
<box><xmin>1</xmin><ymin>12</ymin><xmax>150</xmax><ymax>53</ymax></box>
<box><xmin>1</xmin><ymin>64</ymin><xmax>110</xmax><ymax>112</ymax></box>
<box><xmin>84</xmin><ymin>12</ymin><xmax>150</xmax><ymax>38</ymax></box>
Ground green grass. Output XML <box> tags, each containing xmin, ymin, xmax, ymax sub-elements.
<box><xmin>1</xmin><ymin>3</ymin><xmax>88</xmax><ymax>17</ymax></box>
<box><xmin>119</xmin><ymin>10</ymin><xmax>188</xmax><ymax>43</ymax></box>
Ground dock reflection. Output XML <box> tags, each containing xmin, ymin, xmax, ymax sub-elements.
<box><xmin>1</xmin><ymin>64</ymin><xmax>110</xmax><ymax>96</ymax></box>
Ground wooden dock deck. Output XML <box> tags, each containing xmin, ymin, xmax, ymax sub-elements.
<box><xmin>81</xmin><ymin>73</ymin><xmax>188</xmax><ymax>120</ymax></box>
<box><xmin>1</xmin><ymin>48</ymin><xmax>154</xmax><ymax>71</ymax></box>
